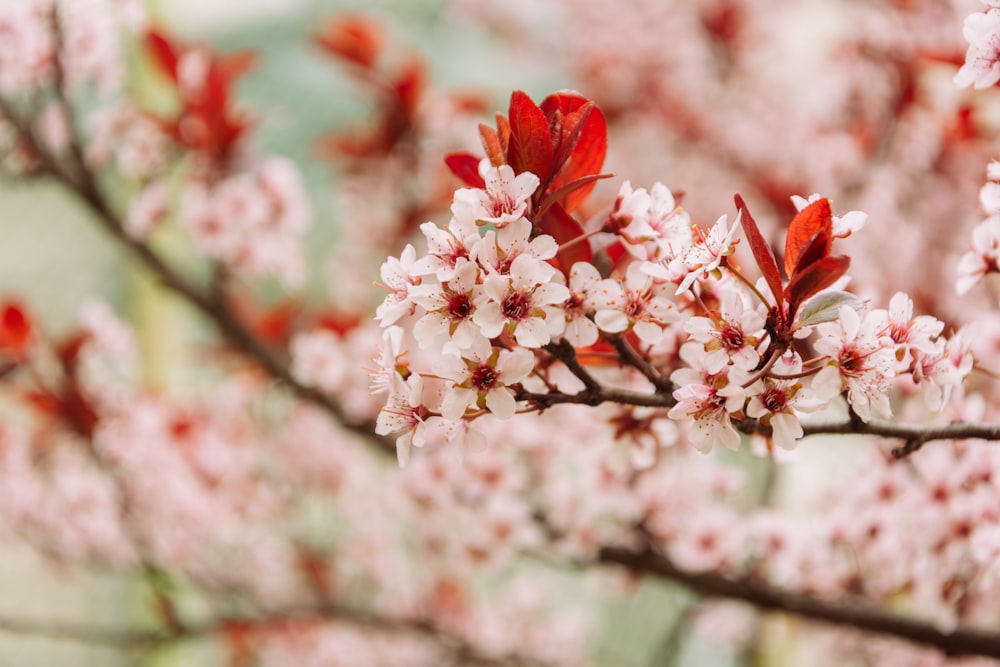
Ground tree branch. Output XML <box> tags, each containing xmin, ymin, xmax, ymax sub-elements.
<box><xmin>599</xmin><ymin>545</ymin><xmax>1000</xmax><ymax>659</ymax></box>
<box><xmin>0</xmin><ymin>605</ymin><xmax>551</xmax><ymax>667</ymax></box>
<box><xmin>0</xmin><ymin>95</ymin><xmax>394</xmax><ymax>456</ymax></box>
<box><xmin>799</xmin><ymin>421</ymin><xmax>1000</xmax><ymax>457</ymax></box>
<box><xmin>607</xmin><ymin>334</ymin><xmax>674</xmax><ymax>393</ymax></box>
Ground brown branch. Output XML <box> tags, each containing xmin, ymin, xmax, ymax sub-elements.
<box><xmin>599</xmin><ymin>545</ymin><xmax>1000</xmax><ymax>659</ymax></box>
<box><xmin>542</xmin><ymin>340</ymin><xmax>604</xmax><ymax>392</ymax></box>
<box><xmin>607</xmin><ymin>334</ymin><xmax>674</xmax><ymax>393</ymax></box>
<box><xmin>799</xmin><ymin>421</ymin><xmax>1000</xmax><ymax>456</ymax></box>
<box><xmin>516</xmin><ymin>386</ymin><xmax>673</xmax><ymax>409</ymax></box>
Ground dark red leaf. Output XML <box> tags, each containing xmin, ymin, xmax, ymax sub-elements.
<box><xmin>791</xmin><ymin>228</ymin><xmax>832</xmax><ymax>277</ymax></box>
<box><xmin>539</xmin><ymin>203</ymin><xmax>592</xmax><ymax>274</ymax></box>
<box><xmin>784</xmin><ymin>255</ymin><xmax>850</xmax><ymax>319</ymax></box>
<box><xmin>507</xmin><ymin>91</ymin><xmax>554</xmax><ymax>185</ymax></box>
<box><xmin>541</xmin><ymin>94</ymin><xmax>591</xmax><ymax>172</ymax></box>
<box><xmin>444</xmin><ymin>152</ymin><xmax>486</xmax><ymax>188</ymax></box>
<box><xmin>145</xmin><ymin>29</ymin><xmax>180</xmax><ymax>80</ymax></box>
<box><xmin>734</xmin><ymin>194</ymin><xmax>783</xmax><ymax>306</ymax></box>
<box><xmin>541</xmin><ymin>92</ymin><xmax>607</xmax><ymax>212</ymax></box>
<box><xmin>784</xmin><ymin>198</ymin><xmax>833</xmax><ymax>278</ymax></box>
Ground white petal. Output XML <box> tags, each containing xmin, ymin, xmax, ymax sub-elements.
<box><xmin>595</xmin><ymin>309</ymin><xmax>629</xmax><ymax>333</ymax></box>
<box><xmin>485</xmin><ymin>387</ymin><xmax>516</xmax><ymax>419</ymax></box>
<box><xmin>441</xmin><ymin>387</ymin><xmax>477</xmax><ymax>420</ymax></box>
<box><xmin>498</xmin><ymin>347</ymin><xmax>535</xmax><ymax>384</ymax></box>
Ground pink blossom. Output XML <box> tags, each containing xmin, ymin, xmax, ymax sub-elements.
<box><xmin>603</xmin><ymin>180</ymin><xmax>655</xmax><ymax>257</ymax></box>
<box><xmin>451</xmin><ymin>160</ymin><xmax>540</xmax><ymax>228</ymax></box>
<box><xmin>558</xmin><ymin>262</ymin><xmax>602</xmax><ymax>347</ymax></box>
<box><xmin>375</xmin><ymin>244</ymin><xmax>421</xmax><ymax>326</ymax></box>
<box><xmin>955</xmin><ymin>8</ymin><xmax>1000</xmax><ymax>89</ymax></box>
<box><xmin>473</xmin><ymin>254</ymin><xmax>569</xmax><ymax>348</ymax></box>
<box><xmin>684</xmin><ymin>289</ymin><xmax>764</xmax><ymax>373</ymax></box>
<box><xmin>879</xmin><ymin>292</ymin><xmax>945</xmax><ymax>372</ymax></box>
<box><xmin>957</xmin><ymin>217</ymin><xmax>1000</xmax><ymax>294</ymax></box>
<box><xmin>434</xmin><ymin>336</ymin><xmax>534</xmax><ymax>421</ymax></box>
<box><xmin>411</xmin><ymin>217</ymin><xmax>481</xmax><ymax>281</ymax></box>
<box><xmin>376</xmin><ymin>372</ymin><xmax>446</xmax><ymax>466</ymax></box>
<box><xmin>812</xmin><ymin>306</ymin><xmax>896</xmax><ymax>422</ymax></box>
<box><xmin>745</xmin><ymin>354</ymin><xmax>823</xmax><ymax>451</ymax></box>
<box><xmin>410</xmin><ymin>258</ymin><xmax>486</xmax><ymax>350</ymax></box>
<box><xmin>591</xmin><ymin>262</ymin><xmax>677</xmax><ymax>345</ymax></box>
<box><xmin>472</xmin><ymin>217</ymin><xmax>558</xmax><ymax>277</ymax></box>
<box><xmin>912</xmin><ymin>328</ymin><xmax>975</xmax><ymax>412</ymax></box>
<box><xmin>654</xmin><ymin>214</ymin><xmax>739</xmax><ymax>294</ymax></box>
<box><xmin>669</xmin><ymin>346</ymin><xmax>749</xmax><ymax>452</ymax></box>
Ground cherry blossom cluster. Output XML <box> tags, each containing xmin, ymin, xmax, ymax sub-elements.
<box><xmin>372</xmin><ymin>116</ymin><xmax>975</xmax><ymax>467</ymax></box>
<box><xmin>449</xmin><ymin>0</ymin><xmax>995</xmax><ymax>325</ymax></box>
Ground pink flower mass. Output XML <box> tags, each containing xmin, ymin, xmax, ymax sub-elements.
<box><xmin>6</xmin><ymin>2</ymin><xmax>1000</xmax><ymax>666</ymax></box>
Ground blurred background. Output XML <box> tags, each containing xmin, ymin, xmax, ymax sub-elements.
<box><xmin>0</xmin><ymin>0</ymin><xmax>994</xmax><ymax>665</ymax></box>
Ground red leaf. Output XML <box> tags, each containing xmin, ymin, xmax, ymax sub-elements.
<box><xmin>506</xmin><ymin>91</ymin><xmax>554</xmax><ymax>185</ymax></box>
<box><xmin>392</xmin><ymin>61</ymin><xmax>425</xmax><ymax>116</ymax></box>
<box><xmin>784</xmin><ymin>198</ymin><xmax>833</xmax><ymax>278</ymax></box>
<box><xmin>479</xmin><ymin>123</ymin><xmax>505</xmax><ymax>168</ymax></box>
<box><xmin>604</xmin><ymin>240</ymin><xmax>628</xmax><ymax>268</ymax></box>
<box><xmin>312</xmin><ymin>15</ymin><xmax>383</xmax><ymax>68</ymax></box>
<box><xmin>0</xmin><ymin>303</ymin><xmax>32</xmax><ymax>358</ymax></box>
<box><xmin>539</xmin><ymin>203</ymin><xmax>592</xmax><ymax>273</ymax></box>
<box><xmin>145</xmin><ymin>29</ymin><xmax>180</xmax><ymax>80</ymax></box>
<box><xmin>790</xmin><ymin>229</ymin><xmax>832</xmax><ymax>278</ymax></box>
<box><xmin>784</xmin><ymin>255</ymin><xmax>850</xmax><ymax>318</ymax></box>
<box><xmin>494</xmin><ymin>112</ymin><xmax>510</xmax><ymax>158</ymax></box>
<box><xmin>734</xmin><ymin>195</ymin><xmax>783</xmax><ymax>306</ymax></box>
<box><xmin>541</xmin><ymin>92</ymin><xmax>607</xmax><ymax>212</ymax></box>
<box><xmin>444</xmin><ymin>152</ymin><xmax>486</xmax><ymax>188</ymax></box>
<box><xmin>541</xmin><ymin>93</ymin><xmax>591</xmax><ymax>172</ymax></box>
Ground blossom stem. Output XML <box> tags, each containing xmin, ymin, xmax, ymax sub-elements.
<box><xmin>724</xmin><ymin>260</ymin><xmax>772</xmax><ymax>308</ymax></box>
<box><xmin>742</xmin><ymin>350</ymin><xmax>781</xmax><ymax>388</ymax></box>
<box><xmin>558</xmin><ymin>228</ymin><xmax>603</xmax><ymax>253</ymax></box>
<box><xmin>767</xmin><ymin>366</ymin><xmax>824</xmax><ymax>381</ymax></box>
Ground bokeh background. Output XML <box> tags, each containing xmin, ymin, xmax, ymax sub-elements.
<box><xmin>0</xmin><ymin>0</ymin><xmax>995</xmax><ymax>665</ymax></box>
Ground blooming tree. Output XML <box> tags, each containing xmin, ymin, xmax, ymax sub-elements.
<box><xmin>5</xmin><ymin>1</ymin><xmax>1000</xmax><ymax>666</ymax></box>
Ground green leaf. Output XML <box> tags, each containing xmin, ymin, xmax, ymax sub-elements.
<box><xmin>797</xmin><ymin>290</ymin><xmax>863</xmax><ymax>327</ymax></box>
